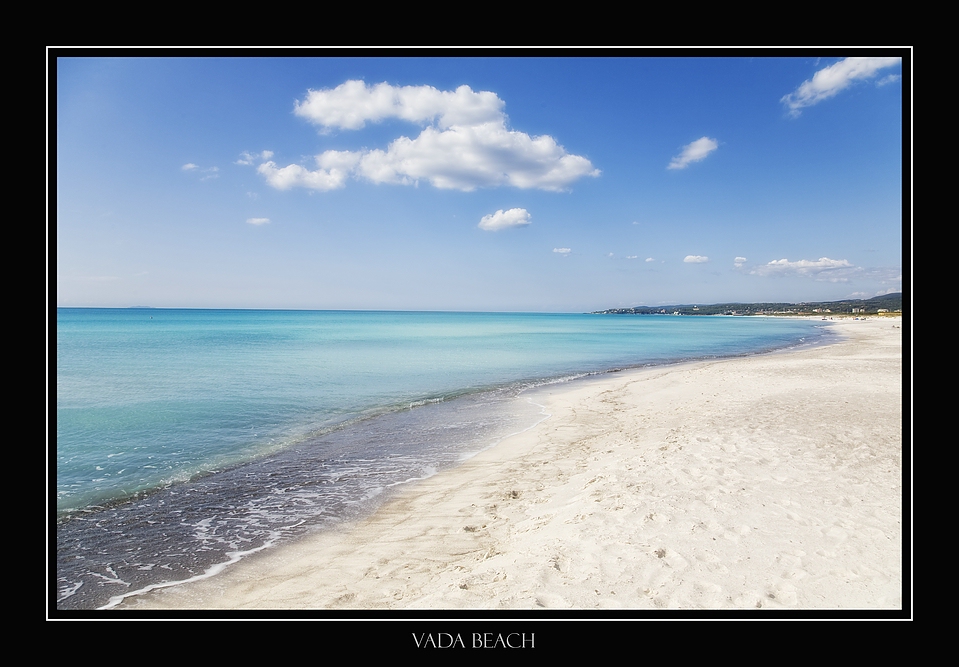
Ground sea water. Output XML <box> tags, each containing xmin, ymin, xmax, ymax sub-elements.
<box><xmin>54</xmin><ymin>309</ymin><xmax>830</xmax><ymax>609</ymax></box>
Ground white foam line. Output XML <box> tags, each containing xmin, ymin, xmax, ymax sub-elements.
<box><xmin>58</xmin><ymin>580</ymin><xmax>84</xmax><ymax>601</ymax></box>
<box><xmin>91</xmin><ymin>572</ymin><xmax>129</xmax><ymax>586</ymax></box>
<box><xmin>98</xmin><ymin>531</ymin><xmax>284</xmax><ymax>610</ymax></box>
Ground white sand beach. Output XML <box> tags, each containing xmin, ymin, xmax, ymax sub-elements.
<box><xmin>120</xmin><ymin>317</ymin><xmax>904</xmax><ymax>611</ymax></box>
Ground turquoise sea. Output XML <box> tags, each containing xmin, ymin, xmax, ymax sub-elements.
<box><xmin>55</xmin><ymin>308</ymin><xmax>831</xmax><ymax>609</ymax></box>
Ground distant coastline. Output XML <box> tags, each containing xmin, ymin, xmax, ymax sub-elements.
<box><xmin>594</xmin><ymin>292</ymin><xmax>902</xmax><ymax>317</ymax></box>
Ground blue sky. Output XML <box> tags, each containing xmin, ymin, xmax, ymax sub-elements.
<box><xmin>55</xmin><ymin>54</ymin><xmax>906</xmax><ymax>312</ymax></box>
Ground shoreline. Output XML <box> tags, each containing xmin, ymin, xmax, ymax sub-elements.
<box><xmin>117</xmin><ymin>317</ymin><xmax>903</xmax><ymax>610</ymax></box>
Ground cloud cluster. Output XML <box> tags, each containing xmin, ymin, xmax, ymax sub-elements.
<box><xmin>752</xmin><ymin>257</ymin><xmax>855</xmax><ymax>281</ymax></box>
<box><xmin>249</xmin><ymin>81</ymin><xmax>599</xmax><ymax>193</ymax></box>
<box><xmin>479</xmin><ymin>208</ymin><xmax>531</xmax><ymax>231</ymax></box>
<box><xmin>781</xmin><ymin>57</ymin><xmax>902</xmax><ymax>116</ymax></box>
<box><xmin>684</xmin><ymin>255</ymin><xmax>709</xmax><ymax>263</ymax></box>
<box><xmin>734</xmin><ymin>256</ymin><xmax>747</xmax><ymax>268</ymax></box>
<box><xmin>668</xmin><ymin>137</ymin><xmax>718</xmax><ymax>170</ymax></box>
<box><xmin>553</xmin><ymin>247</ymin><xmax>571</xmax><ymax>255</ymax></box>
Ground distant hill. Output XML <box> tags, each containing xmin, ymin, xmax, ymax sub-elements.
<box><xmin>593</xmin><ymin>293</ymin><xmax>903</xmax><ymax>316</ymax></box>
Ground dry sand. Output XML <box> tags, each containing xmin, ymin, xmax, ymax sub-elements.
<box><xmin>120</xmin><ymin>317</ymin><xmax>904</xmax><ymax>611</ymax></box>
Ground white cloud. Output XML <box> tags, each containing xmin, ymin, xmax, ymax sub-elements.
<box><xmin>294</xmin><ymin>80</ymin><xmax>505</xmax><ymax>131</ymax></box>
<box><xmin>259</xmin><ymin>81</ymin><xmax>599</xmax><ymax>193</ymax></box>
<box><xmin>354</xmin><ymin>121</ymin><xmax>598</xmax><ymax>192</ymax></box>
<box><xmin>626</xmin><ymin>255</ymin><xmax>638</xmax><ymax>260</ymax></box>
<box><xmin>684</xmin><ymin>255</ymin><xmax>709</xmax><ymax>263</ymax></box>
<box><xmin>236</xmin><ymin>150</ymin><xmax>274</xmax><ymax>166</ymax></box>
<box><xmin>553</xmin><ymin>247</ymin><xmax>571</xmax><ymax>254</ymax></box>
<box><xmin>752</xmin><ymin>257</ymin><xmax>855</xmax><ymax>280</ymax></box>
<box><xmin>257</xmin><ymin>161</ymin><xmax>346</xmax><ymax>191</ymax></box>
<box><xmin>317</xmin><ymin>150</ymin><xmax>363</xmax><ymax>175</ymax></box>
<box><xmin>668</xmin><ymin>137</ymin><xmax>718</xmax><ymax>170</ymax></box>
<box><xmin>478</xmin><ymin>208</ymin><xmax>531</xmax><ymax>231</ymax></box>
<box><xmin>181</xmin><ymin>163</ymin><xmax>198</xmax><ymax>171</ymax></box>
<box><xmin>246</xmin><ymin>218</ymin><xmax>271</xmax><ymax>226</ymax></box>
<box><xmin>734</xmin><ymin>256</ymin><xmax>747</xmax><ymax>268</ymax></box>
<box><xmin>256</xmin><ymin>149</ymin><xmax>361</xmax><ymax>192</ymax></box>
<box><xmin>781</xmin><ymin>57</ymin><xmax>902</xmax><ymax>116</ymax></box>
<box><xmin>645</xmin><ymin>257</ymin><xmax>655</xmax><ymax>262</ymax></box>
